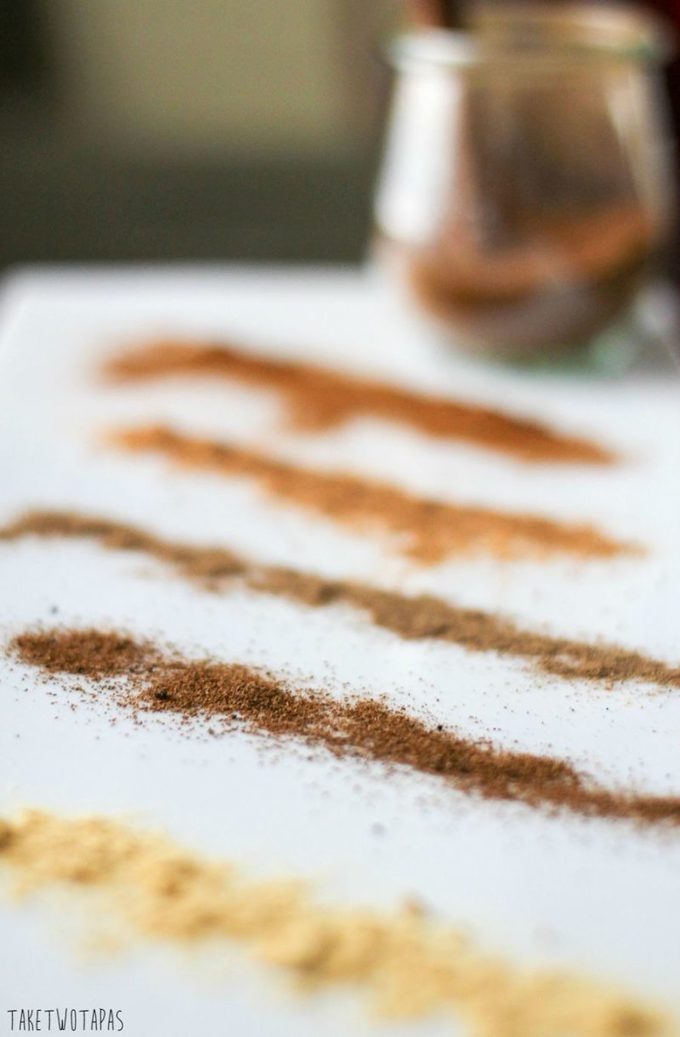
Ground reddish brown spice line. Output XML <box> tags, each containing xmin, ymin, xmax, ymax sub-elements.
<box><xmin>102</xmin><ymin>339</ymin><xmax>615</xmax><ymax>465</ymax></box>
<box><xmin>106</xmin><ymin>426</ymin><xmax>635</xmax><ymax>564</ymax></box>
<box><xmin>0</xmin><ymin>509</ymin><xmax>675</xmax><ymax>689</ymax></box>
<box><xmin>10</xmin><ymin>627</ymin><xmax>680</xmax><ymax>830</ymax></box>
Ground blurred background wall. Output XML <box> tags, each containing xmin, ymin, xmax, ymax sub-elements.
<box><xmin>3</xmin><ymin>0</ymin><xmax>678</xmax><ymax>272</ymax></box>
<box><xmin>0</xmin><ymin>0</ymin><xmax>397</xmax><ymax>266</ymax></box>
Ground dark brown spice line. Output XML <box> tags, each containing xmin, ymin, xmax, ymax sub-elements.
<box><xmin>106</xmin><ymin>426</ymin><xmax>634</xmax><ymax>564</ymax></box>
<box><xmin>10</xmin><ymin>627</ymin><xmax>680</xmax><ymax>829</ymax></box>
<box><xmin>0</xmin><ymin>510</ymin><xmax>676</xmax><ymax>689</ymax></box>
<box><xmin>103</xmin><ymin>340</ymin><xmax>615</xmax><ymax>465</ymax></box>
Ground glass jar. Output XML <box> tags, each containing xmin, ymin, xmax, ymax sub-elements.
<box><xmin>374</xmin><ymin>3</ymin><xmax>674</xmax><ymax>362</ymax></box>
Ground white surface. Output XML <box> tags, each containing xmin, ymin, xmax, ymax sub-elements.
<box><xmin>1</xmin><ymin>266</ymin><xmax>680</xmax><ymax>1036</ymax></box>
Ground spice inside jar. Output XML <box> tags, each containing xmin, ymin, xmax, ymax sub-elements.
<box><xmin>374</xmin><ymin>11</ymin><xmax>673</xmax><ymax>360</ymax></box>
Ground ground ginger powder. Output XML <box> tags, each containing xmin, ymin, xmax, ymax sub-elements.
<box><xmin>0</xmin><ymin>810</ymin><xmax>671</xmax><ymax>1037</ymax></box>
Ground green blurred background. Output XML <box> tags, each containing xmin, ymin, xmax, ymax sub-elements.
<box><xmin>0</xmin><ymin>0</ymin><xmax>399</xmax><ymax>267</ymax></box>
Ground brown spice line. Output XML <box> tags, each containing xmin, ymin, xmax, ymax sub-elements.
<box><xmin>10</xmin><ymin>627</ymin><xmax>680</xmax><ymax>830</ymax></box>
<box><xmin>103</xmin><ymin>339</ymin><xmax>616</xmax><ymax>465</ymax></box>
<box><xmin>107</xmin><ymin>426</ymin><xmax>634</xmax><ymax>564</ymax></box>
<box><xmin>0</xmin><ymin>509</ymin><xmax>676</xmax><ymax>689</ymax></box>
<box><xmin>0</xmin><ymin>810</ymin><xmax>669</xmax><ymax>1037</ymax></box>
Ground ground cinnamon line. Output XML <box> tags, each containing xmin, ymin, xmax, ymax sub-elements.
<box><xmin>0</xmin><ymin>510</ymin><xmax>676</xmax><ymax>690</ymax></box>
<box><xmin>103</xmin><ymin>339</ymin><xmax>615</xmax><ymax>465</ymax></box>
<box><xmin>10</xmin><ymin>627</ymin><xmax>680</xmax><ymax>830</ymax></box>
<box><xmin>107</xmin><ymin>426</ymin><xmax>634</xmax><ymax>564</ymax></box>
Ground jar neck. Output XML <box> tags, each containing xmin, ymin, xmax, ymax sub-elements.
<box><xmin>389</xmin><ymin>4</ymin><xmax>672</xmax><ymax>75</ymax></box>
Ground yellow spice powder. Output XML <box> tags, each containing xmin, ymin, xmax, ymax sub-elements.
<box><xmin>0</xmin><ymin>810</ymin><xmax>672</xmax><ymax>1037</ymax></box>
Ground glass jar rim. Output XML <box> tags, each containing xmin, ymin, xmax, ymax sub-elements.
<box><xmin>389</xmin><ymin>4</ymin><xmax>672</xmax><ymax>70</ymax></box>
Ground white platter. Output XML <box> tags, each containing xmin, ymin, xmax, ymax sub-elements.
<box><xmin>1</xmin><ymin>267</ymin><xmax>679</xmax><ymax>1036</ymax></box>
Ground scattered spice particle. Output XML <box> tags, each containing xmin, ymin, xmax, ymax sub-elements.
<box><xmin>0</xmin><ymin>510</ymin><xmax>674</xmax><ymax>689</ymax></box>
<box><xmin>9</xmin><ymin>627</ymin><xmax>680</xmax><ymax>830</ymax></box>
<box><xmin>0</xmin><ymin>810</ymin><xmax>672</xmax><ymax>1037</ymax></box>
<box><xmin>103</xmin><ymin>339</ymin><xmax>616</xmax><ymax>465</ymax></box>
<box><xmin>107</xmin><ymin>426</ymin><xmax>635</xmax><ymax>564</ymax></box>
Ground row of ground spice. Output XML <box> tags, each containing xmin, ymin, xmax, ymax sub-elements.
<box><xmin>0</xmin><ymin>809</ymin><xmax>669</xmax><ymax>1037</ymax></box>
<box><xmin>6</xmin><ymin>341</ymin><xmax>676</xmax><ymax>829</ymax></box>
<box><xmin>98</xmin><ymin>339</ymin><xmax>633</xmax><ymax>565</ymax></box>
<box><xmin>3</xmin><ymin>338</ymin><xmax>675</xmax><ymax>1036</ymax></box>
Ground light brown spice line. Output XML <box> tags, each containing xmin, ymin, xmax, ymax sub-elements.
<box><xmin>10</xmin><ymin>627</ymin><xmax>680</xmax><ymax>830</ymax></box>
<box><xmin>0</xmin><ymin>811</ymin><xmax>669</xmax><ymax>1037</ymax></box>
<box><xmin>0</xmin><ymin>510</ymin><xmax>676</xmax><ymax>689</ymax></box>
<box><xmin>107</xmin><ymin>426</ymin><xmax>634</xmax><ymax>564</ymax></box>
<box><xmin>103</xmin><ymin>339</ymin><xmax>616</xmax><ymax>465</ymax></box>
